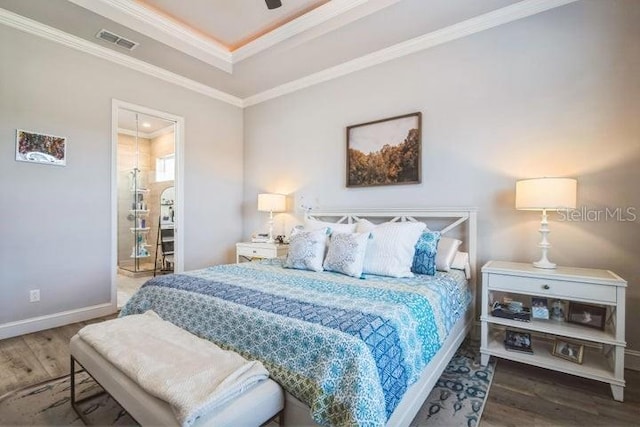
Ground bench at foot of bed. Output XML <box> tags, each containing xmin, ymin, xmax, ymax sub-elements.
<box><xmin>69</xmin><ymin>334</ymin><xmax>284</xmax><ymax>426</ymax></box>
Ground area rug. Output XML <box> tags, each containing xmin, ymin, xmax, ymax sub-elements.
<box><xmin>411</xmin><ymin>341</ymin><xmax>496</xmax><ymax>427</ymax></box>
<box><xmin>0</xmin><ymin>341</ymin><xmax>494</xmax><ymax>426</ymax></box>
<box><xmin>0</xmin><ymin>371</ymin><xmax>136</xmax><ymax>426</ymax></box>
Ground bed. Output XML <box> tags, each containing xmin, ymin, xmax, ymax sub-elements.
<box><xmin>120</xmin><ymin>208</ymin><xmax>477</xmax><ymax>426</ymax></box>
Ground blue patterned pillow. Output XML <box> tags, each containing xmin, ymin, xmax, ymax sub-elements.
<box><xmin>412</xmin><ymin>231</ymin><xmax>441</xmax><ymax>275</ymax></box>
<box><xmin>323</xmin><ymin>232</ymin><xmax>370</xmax><ymax>278</ymax></box>
<box><xmin>283</xmin><ymin>228</ymin><xmax>328</xmax><ymax>272</ymax></box>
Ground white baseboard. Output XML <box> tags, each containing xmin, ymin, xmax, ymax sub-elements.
<box><xmin>0</xmin><ymin>303</ymin><xmax>117</xmax><ymax>340</ymax></box>
<box><xmin>625</xmin><ymin>349</ymin><xmax>640</xmax><ymax>372</ymax></box>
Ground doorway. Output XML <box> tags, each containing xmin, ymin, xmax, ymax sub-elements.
<box><xmin>111</xmin><ymin>100</ymin><xmax>184</xmax><ymax>308</ymax></box>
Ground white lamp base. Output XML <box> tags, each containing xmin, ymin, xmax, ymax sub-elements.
<box><xmin>532</xmin><ymin>208</ymin><xmax>557</xmax><ymax>269</ymax></box>
<box><xmin>533</xmin><ymin>259</ymin><xmax>556</xmax><ymax>269</ymax></box>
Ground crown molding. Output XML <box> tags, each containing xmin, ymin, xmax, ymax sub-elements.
<box><xmin>0</xmin><ymin>8</ymin><xmax>243</xmax><ymax>108</ymax></box>
<box><xmin>232</xmin><ymin>0</ymin><xmax>378</xmax><ymax>63</ymax></box>
<box><xmin>68</xmin><ymin>0</ymin><xmax>233</xmax><ymax>73</ymax></box>
<box><xmin>68</xmin><ymin>0</ymin><xmax>397</xmax><ymax>68</ymax></box>
<box><xmin>243</xmin><ymin>0</ymin><xmax>579</xmax><ymax>107</ymax></box>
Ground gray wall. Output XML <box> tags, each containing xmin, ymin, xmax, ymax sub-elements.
<box><xmin>243</xmin><ymin>1</ymin><xmax>640</xmax><ymax>349</ymax></box>
<box><xmin>0</xmin><ymin>24</ymin><xmax>244</xmax><ymax>324</ymax></box>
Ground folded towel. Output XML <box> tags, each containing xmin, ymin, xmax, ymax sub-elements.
<box><xmin>78</xmin><ymin>310</ymin><xmax>269</xmax><ymax>427</ymax></box>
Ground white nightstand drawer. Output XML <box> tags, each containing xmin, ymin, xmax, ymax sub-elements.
<box><xmin>237</xmin><ymin>247</ymin><xmax>272</xmax><ymax>258</ymax></box>
<box><xmin>487</xmin><ymin>274</ymin><xmax>617</xmax><ymax>304</ymax></box>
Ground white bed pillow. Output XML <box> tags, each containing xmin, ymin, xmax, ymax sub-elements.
<box><xmin>355</xmin><ymin>218</ymin><xmax>376</xmax><ymax>233</ymax></box>
<box><xmin>323</xmin><ymin>232</ymin><xmax>370</xmax><ymax>278</ymax></box>
<box><xmin>435</xmin><ymin>237</ymin><xmax>462</xmax><ymax>272</ymax></box>
<box><xmin>451</xmin><ymin>251</ymin><xmax>471</xmax><ymax>279</ymax></box>
<box><xmin>304</xmin><ymin>217</ymin><xmax>357</xmax><ymax>235</ymax></box>
<box><xmin>361</xmin><ymin>221</ymin><xmax>426</xmax><ymax>278</ymax></box>
<box><xmin>283</xmin><ymin>228</ymin><xmax>328</xmax><ymax>272</ymax></box>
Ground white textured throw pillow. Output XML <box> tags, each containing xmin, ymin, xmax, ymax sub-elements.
<box><xmin>435</xmin><ymin>237</ymin><xmax>462</xmax><ymax>272</ymax></box>
<box><xmin>361</xmin><ymin>221</ymin><xmax>426</xmax><ymax>278</ymax></box>
<box><xmin>323</xmin><ymin>232</ymin><xmax>370</xmax><ymax>278</ymax></box>
<box><xmin>304</xmin><ymin>217</ymin><xmax>357</xmax><ymax>235</ymax></box>
<box><xmin>283</xmin><ymin>228</ymin><xmax>328</xmax><ymax>272</ymax></box>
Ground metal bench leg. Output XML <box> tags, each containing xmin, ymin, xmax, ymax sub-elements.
<box><xmin>70</xmin><ymin>356</ymin><xmax>108</xmax><ymax>425</ymax></box>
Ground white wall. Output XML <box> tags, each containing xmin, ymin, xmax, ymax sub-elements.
<box><xmin>244</xmin><ymin>1</ymin><xmax>640</xmax><ymax>349</ymax></box>
<box><xmin>0</xmin><ymin>24</ymin><xmax>243</xmax><ymax>328</ymax></box>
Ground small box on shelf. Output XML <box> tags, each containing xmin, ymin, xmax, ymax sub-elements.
<box><xmin>504</xmin><ymin>329</ymin><xmax>533</xmax><ymax>354</ymax></box>
<box><xmin>491</xmin><ymin>301</ymin><xmax>531</xmax><ymax>322</ymax></box>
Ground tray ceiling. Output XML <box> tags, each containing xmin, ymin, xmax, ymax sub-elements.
<box><xmin>0</xmin><ymin>0</ymin><xmax>577</xmax><ymax>103</ymax></box>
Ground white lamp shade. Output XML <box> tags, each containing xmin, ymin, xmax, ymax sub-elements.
<box><xmin>516</xmin><ymin>178</ymin><xmax>577</xmax><ymax>211</ymax></box>
<box><xmin>257</xmin><ymin>193</ymin><xmax>286</xmax><ymax>213</ymax></box>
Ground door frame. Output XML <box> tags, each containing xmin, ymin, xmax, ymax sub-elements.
<box><xmin>111</xmin><ymin>99</ymin><xmax>185</xmax><ymax>309</ymax></box>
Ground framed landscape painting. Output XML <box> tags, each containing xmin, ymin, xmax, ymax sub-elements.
<box><xmin>16</xmin><ymin>129</ymin><xmax>67</xmax><ymax>166</ymax></box>
<box><xmin>346</xmin><ymin>112</ymin><xmax>421</xmax><ymax>187</ymax></box>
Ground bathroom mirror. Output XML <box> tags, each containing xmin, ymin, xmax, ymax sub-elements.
<box><xmin>160</xmin><ymin>186</ymin><xmax>175</xmax><ymax>226</ymax></box>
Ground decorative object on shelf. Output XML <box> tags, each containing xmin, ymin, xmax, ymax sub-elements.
<box><xmin>531</xmin><ymin>297</ymin><xmax>549</xmax><ymax>319</ymax></box>
<box><xmin>552</xmin><ymin>338</ymin><xmax>584</xmax><ymax>364</ymax></box>
<box><xmin>346</xmin><ymin>112</ymin><xmax>421</xmax><ymax>187</ymax></box>
<box><xmin>257</xmin><ymin>193</ymin><xmax>286</xmax><ymax>243</ymax></box>
<box><xmin>550</xmin><ymin>299</ymin><xmax>566</xmax><ymax>321</ymax></box>
<box><xmin>491</xmin><ymin>301</ymin><xmax>531</xmax><ymax>322</ymax></box>
<box><xmin>568</xmin><ymin>302</ymin><xmax>606</xmax><ymax>330</ymax></box>
<box><xmin>504</xmin><ymin>330</ymin><xmax>533</xmax><ymax>354</ymax></box>
<box><xmin>15</xmin><ymin>129</ymin><xmax>67</xmax><ymax>166</ymax></box>
<box><xmin>515</xmin><ymin>177</ymin><xmax>577</xmax><ymax>269</ymax></box>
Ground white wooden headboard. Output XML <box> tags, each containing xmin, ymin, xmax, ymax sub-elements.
<box><xmin>305</xmin><ymin>207</ymin><xmax>478</xmax><ymax>309</ymax></box>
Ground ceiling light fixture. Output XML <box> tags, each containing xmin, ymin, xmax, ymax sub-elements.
<box><xmin>265</xmin><ymin>0</ymin><xmax>282</xmax><ymax>10</ymax></box>
<box><xmin>142</xmin><ymin>122</ymin><xmax>151</xmax><ymax>128</ymax></box>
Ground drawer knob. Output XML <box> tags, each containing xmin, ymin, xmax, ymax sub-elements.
<box><xmin>542</xmin><ymin>284</ymin><xmax>550</xmax><ymax>290</ymax></box>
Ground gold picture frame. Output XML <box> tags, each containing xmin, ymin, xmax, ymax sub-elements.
<box><xmin>552</xmin><ymin>339</ymin><xmax>584</xmax><ymax>364</ymax></box>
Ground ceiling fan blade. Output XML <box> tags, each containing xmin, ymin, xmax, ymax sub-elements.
<box><xmin>265</xmin><ymin>0</ymin><xmax>282</xmax><ymax>10</ymax></box>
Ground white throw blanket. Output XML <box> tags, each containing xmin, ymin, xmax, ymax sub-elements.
<box><xmin>78</xmin><ymin>310</ymin><xmax>269</xmax><ymax>427</ymax></box>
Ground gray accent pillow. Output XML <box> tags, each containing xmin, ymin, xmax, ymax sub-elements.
<box><xmin>283</xmin><ymin>228</ymin><xmax>328</xmax><ymax>272</ymax></box>
<box><xmin>323</xmin><ymin>232</ymin><xmax>369</xmax><ymax>278</ymax></box>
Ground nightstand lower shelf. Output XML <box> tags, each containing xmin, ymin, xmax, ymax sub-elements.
<box><xmin>482</xmin><ymin>331</ymin><xmax>619</xmax><ymax>385</ymax></box>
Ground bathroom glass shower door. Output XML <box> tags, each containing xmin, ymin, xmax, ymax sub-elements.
<box><xmin>117</xmin><ymin>109</ymin><xmax>175</xmax><ymax>275</ymax></box>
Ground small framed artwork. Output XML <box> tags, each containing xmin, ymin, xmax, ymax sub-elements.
<box><xmin>346</xmin><ymin>112</ymin><xmax>421</xmax><ymax>187</ymax></box>
<box><xmin>504</xmin><ymin>330</ymin><xmax>533</xmax><ymax>354</ymax></box>
<box><xmin>16</xmin><ymin>129</ymin><xmax>67</xmax><ymax>166</ymax></box>
<box><xmin>568</xmin><ymin>302</ymin><xmax>606</xmax><ymax>330</ymax></box>
<box><xmin>531</xmin><ymin>297</ymin><xmax>549</xmax><ymax>320</ymax></box>
<box><xmin>552</xmin><ymin>339</ymin><xmax>584</xmax><ymax>364</ymax></box>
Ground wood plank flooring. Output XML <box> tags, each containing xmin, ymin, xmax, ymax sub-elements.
<box><xmin>0</xmin><ymin>316</ymin><xmax>115</xmax><ymax>398</ymax></box>
<box><xmin>0</xmin><ymin>320</ymin><xmax>638</xmax><ymax>426</ymax></box>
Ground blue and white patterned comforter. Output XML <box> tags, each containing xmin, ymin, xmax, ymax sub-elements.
<box><xmin>120</xmin><ymin>260</ymin><xmax>470</xmax><ymax>426</ymax></box>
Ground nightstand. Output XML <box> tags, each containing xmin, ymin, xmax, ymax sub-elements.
<box><xmin>480</xmin><ymin>260</ymin><xmax>627</xmax><ymax>401</ymax></box>
<box><xmin>236</xmin><ymin>242</ymin><xmax>288</xmax><ymax>263</ymax></box>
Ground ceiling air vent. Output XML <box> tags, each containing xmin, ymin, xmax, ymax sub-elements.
<box><xmin>96</xmin><ymin>29</ymin><xmax>138</xmax><ymax>51</ymax></box>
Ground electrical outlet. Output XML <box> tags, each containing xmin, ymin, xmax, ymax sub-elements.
<box><xmin>29</xmin><ymin>289</ymin><xmax>40</xmax><ymax>303</ymax></box>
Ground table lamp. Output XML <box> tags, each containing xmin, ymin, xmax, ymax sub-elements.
<box><xmin>516</xmin><ymin>177</ymin><xmax>577</xmax><ymax>269</ymax></box>
<box><xmin>258</xmin><ymin>193</ymin><xmax>286</xmax><ymax>243</ymax></box>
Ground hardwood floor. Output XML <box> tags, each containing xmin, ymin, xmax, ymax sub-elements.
<box><xmin>482</xmin><ymin>359</ymin><xmax>640</xmax><ymax>426</ymax></box>
<box><xmin>0</xmin><ymin>321</ymin><xmax>638</xmax><ymax>426</ymax></box>
<box><xmin>0</xmin><ymin>316</ymin><xmax>114</xmax><ymax>398</ymax></box>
